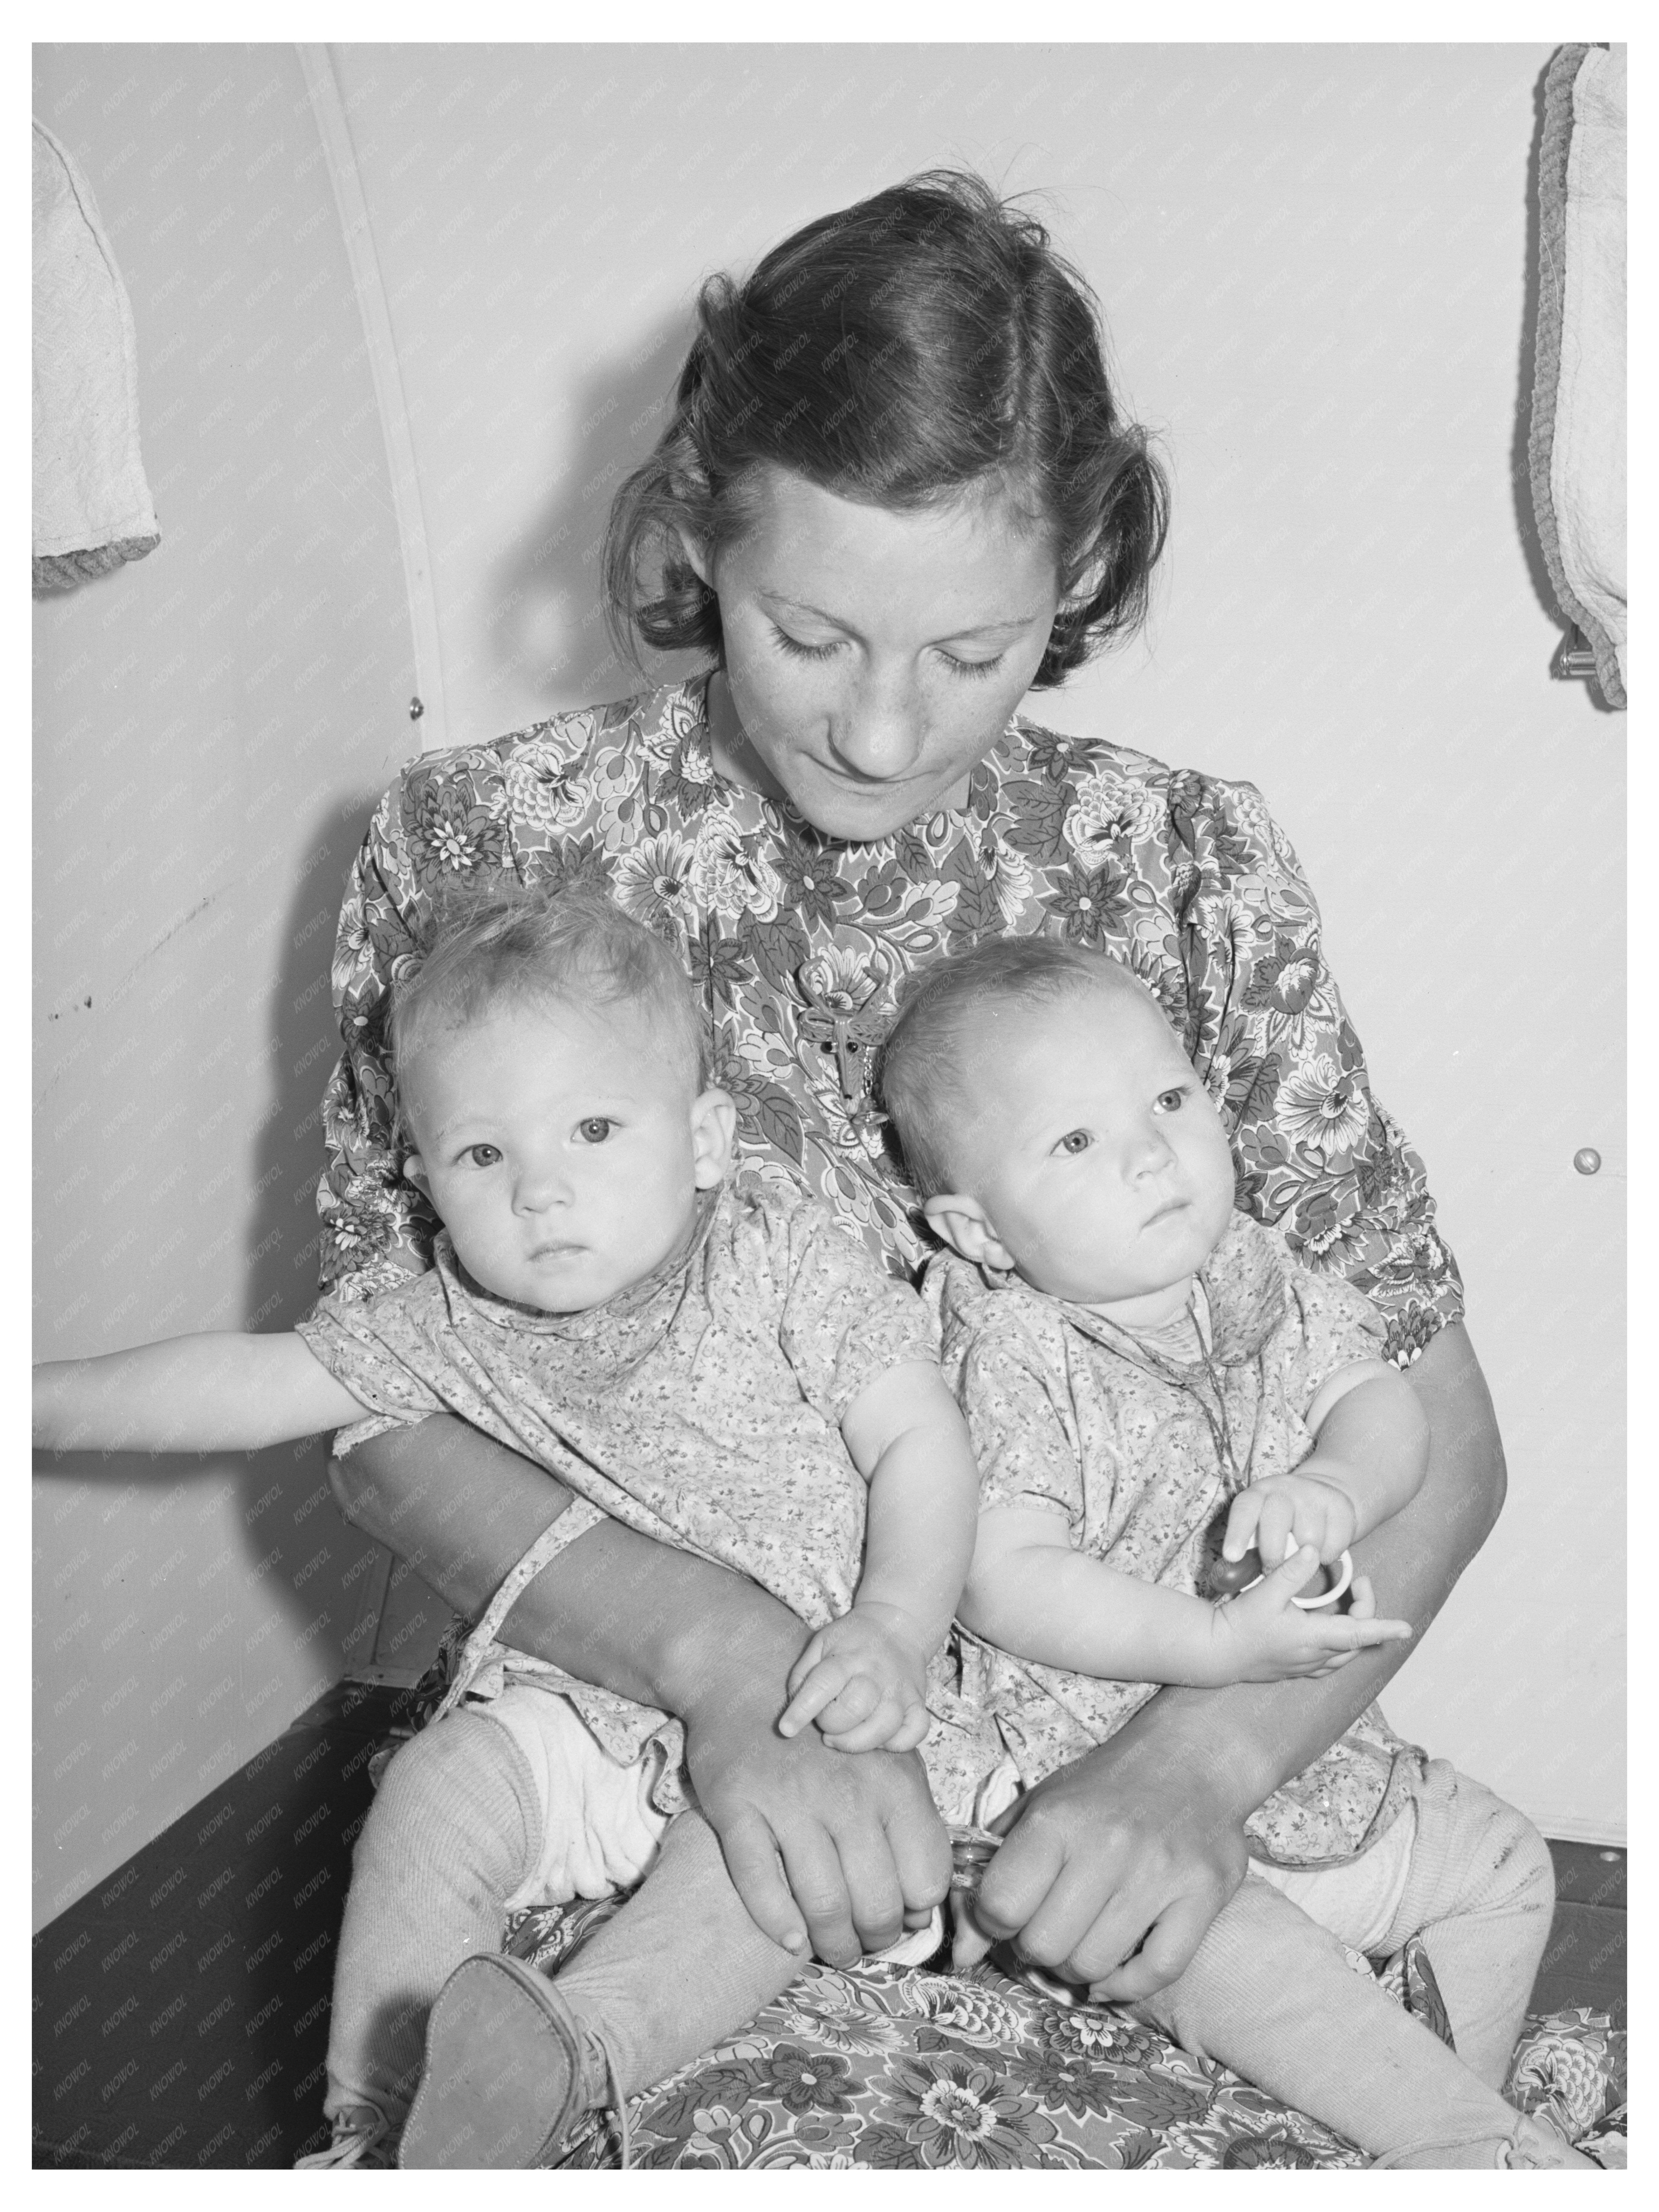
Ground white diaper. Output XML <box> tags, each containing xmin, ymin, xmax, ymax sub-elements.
<box><xmin>480</xmin><ymin>1682</ymin><xmax>673</xmax><ymax>1914</ymax></box>
<box><xmin>1249</xmin><ymin>1802</ymin><xmax>1420</xmax><ymax>1956</ymax></box>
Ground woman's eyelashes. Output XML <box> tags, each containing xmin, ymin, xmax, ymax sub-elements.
<box><xmin>770</xmin><ymin>626</ymin><xmax>839</xmax><ymax>664</ymax></box>
<box><xmin>768</xmin><ymin>623</ymin><xmax>1005</xmax><ymax>680</ymax></box>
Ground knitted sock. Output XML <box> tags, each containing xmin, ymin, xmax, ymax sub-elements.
<box><xmin>1374</xmin><ymin>1763</ymin><xmax>1557</xmax><ymax>2091</ymax></box>
<box><xmin>1129</xmin><ymin>1874</ymin><xmax>1527</xmax><ymax>2162</ymax></box>
<box><xmin>552</xmin><ymin>1809</ymin><xmax>804</xmax><ymax>2099</ymax></box>
<box><xmin>322</xmin><ymin>1710</ymin><xmax>542</xmax><ymax>2128</ymax></box>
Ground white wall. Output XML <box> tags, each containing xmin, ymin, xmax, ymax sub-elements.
<box><xmin>31</xmin><ymin>44</ymin><xmax>433</xmax><ymax>1928</ymax></box>
<box><xmin>330</xmin><ymin>41</ymin><xmax>1623</xmax><ymax>1840</ymax></box>
<box><xmin>33</xmin><ymin>43</ymin><xmax>1622</xmax><ymax>1932</ymax></box>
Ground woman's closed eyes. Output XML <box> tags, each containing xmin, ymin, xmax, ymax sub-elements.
<box><xmin>768</xmin><ymin>623</ymin><xmax>1006</xmax><ymax>681</ymax></box>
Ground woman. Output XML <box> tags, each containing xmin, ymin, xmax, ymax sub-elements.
<box><xmin>321</xmin><ymin>171</ymin><xmax>1499</xmax><ymax>2011</ymax></box>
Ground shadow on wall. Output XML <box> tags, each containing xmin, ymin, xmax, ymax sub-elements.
<box><xmin>485</xmin><ymin>307</ymin><xmax>705</xmax><ymax>714</ymax></box>
<box><xmin>234</xmin><ymin>789</ymin><xmax>403</xmax><ymax>1665</ymax></box>
<box><xmin>244</xmin><ymin>790</ymin><xmax>390</xmax><ymax>1343</ymax></box>
<box><xmin>33</xmin><ymin>791</ymin><xmax>397</xmax><ymax>1670</ymax></box>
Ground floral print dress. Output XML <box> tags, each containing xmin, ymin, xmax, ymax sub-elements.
<box><xmin>931</xmin><ymin>1210</ymin><xmax>1421</xmax><ymax>1863</ymax></box>
<box><xmin>317</xmin><ymin>676</ymin><xmax>1461</xmax><ymax>1367</ymax></box>
<box><xmin>297</xmin><ymin>1177</ymin><xmax>1002</xmax><ymax>1813</ymax></box>
<box><xmin>306</xmin><ymin>676</ymin><xmax>1604</xmax><ymax>2172</ymax></box>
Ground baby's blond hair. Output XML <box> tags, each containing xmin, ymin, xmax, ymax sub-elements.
<box><xmin>875</xmin><ymin>936</ymin><xmax>1152</xmax><ymax>1198</ymax></box>
<box><xmin>388</xmin><ymin>883</ymin><xmax>708</xmax><ymax>1139</ymax></box>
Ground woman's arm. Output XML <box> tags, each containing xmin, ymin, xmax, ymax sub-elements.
<box><xmin>331</xmin><ymin>1415</ymin><xmax>952</xmax><ymax>1965</ymax></box>
<box><xmin>963</xmin><ymin>1320</ymin><xmax>1503</xmax><ymax>1995</ymax></box>
<box><xmin>35</xmin><ymin>1334</ymin><xmax>367</xmax><ymax>1454</ymax></box>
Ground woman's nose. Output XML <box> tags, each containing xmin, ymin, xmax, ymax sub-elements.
<box><xmin>828</xmin><ymin>665</ymin><xmax>926</xmax><ymax>780</ymax></box>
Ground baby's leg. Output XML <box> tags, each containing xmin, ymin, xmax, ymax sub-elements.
<box><xmin>1371</xmin><ymin>1762</ymin><xmax>1556</xmax><ymax>2091</ymax></box>
<box><xmin>321</xmin><ymin>1707</ymin><xmax>543</xmax><ymax>2137</ymax></box>
<box><xmin>405</xmin><ymin>1811</ymin><xmax>804</xmax><ymax>2166</ymax></box>
<box><xmin>1125</xmin><ymin>1875</ymin><xmax>1583</xmax><ymax>2167</ymax></box>
<box><xmin>400</xmin><ymin>1681</ymin><xmax>805</xmax><ymax>2167</ymax></box>
<box><xmin>556</xmin><ymin>1805</ymin><xmax>806</xmax><ymax>2092</ymax></box>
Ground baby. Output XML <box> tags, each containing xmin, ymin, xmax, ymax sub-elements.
<box><xmin>34</xmin><ymin>889</ymin><xmax>986</xmax><ymax>2169</ymax></box>
<box><xmin>875</xmin><ymin>936</ymin><xmax>1589</xmax><ymax>2172</ymax></box>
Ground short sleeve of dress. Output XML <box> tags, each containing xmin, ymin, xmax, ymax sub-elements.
<box><xmin>953</xmin><ymin>1314</ymin><xmax>1083</xmax><ymax>1531</ymax></box>
<box><xmin>294</xmin><ymin>1276</ymin><xmax>450</xmax><ymax>1428</ymax></box>
<box><xmin>1272</xmin><ymin>1241</ymin><xmax>1391</xmax><ymax>1421</ymax></box>
<box><xmin>1163</xmin><ymin>769</ymin><xmax>1465</xmax><ymax>1366</ymax></box>
<box><xmin>768</xmin><ymin>1189</ymin><xmax>940</xmax><ymax>1427</ymax></box>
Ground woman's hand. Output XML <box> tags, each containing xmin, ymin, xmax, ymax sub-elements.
<box><xmin>681</xmin><ymin>1622</ymin><xmax>949</xmax><ymax>1964</ymax></box>
<box><xmin>955</xmin><ymin>1320</ymin><xmax>1505</xmax><ymax>1997</ymax></box>
<box><xmin>951</xmin><ymin>1726</ymin><xmax>1253</xmax><ymax>1998</ymax></box>
<box><xmin>331</xmin><ymin>1416</ymin><xmax>951</xmax><ymax>1965</ymax></box>
<box><xmin>777</xmin><ymin>1602</ymin><xmax>931</xmax><ymax>1752</ymax></box>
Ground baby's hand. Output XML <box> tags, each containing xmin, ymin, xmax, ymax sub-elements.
<box><xmin>1224</xmin><ymin>1467</ymin><xmax>1357</xmax><ymax>1571</ymax></box>
<box><xmin>777</xmin><ymin>1603</ymin><xmax>930</xmax><ymax>1753</ymax></box>
<box><xmin>1210</xmin><ymin>1548</ymin><xmax>1411</xmax><ymax>1681</ymax></box>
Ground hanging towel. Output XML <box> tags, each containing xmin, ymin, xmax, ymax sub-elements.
<box><xmin>1527</xmin><ymin>45</ymin><xmax>1626</xmax><ymax>709</ymax></box>
<box><xmin>32</xmin><ymin>118</ymin><xmax>160</xmax><ymax>597</ymax></box>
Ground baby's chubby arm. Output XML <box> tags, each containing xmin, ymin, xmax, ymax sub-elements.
<box><xmin>1222</xmin><ymin>1358</ymin><xmax>1430</xmax><ymax>1573</ymax></box>
<box><xmin>777</xmin><ymin>1360</ymin><xmax>980</xmax><ymax>1753</ymax></box>
<box><xmin>961</xmin><ymin>1506</ymin><xmax>1410</xmax><ymax>1688</ymax></box>
<box><xmin>34</xmin><ymin>1334</ymin><xmax>369</xmax><ymax>1456</ymax></box>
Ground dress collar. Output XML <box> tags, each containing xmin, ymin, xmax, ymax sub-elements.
<box><xmin>933</xmin><ymin>1213</ymin><xmax>1286</xmax><ymax>1373</ymax></box>
<box><xmin>433</xmin><ymin>1183</ymin><xmax>726</xmax><ymax>1341</ymax></box>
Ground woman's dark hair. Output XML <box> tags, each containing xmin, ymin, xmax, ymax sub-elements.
<box><xmin>603</xmin><ymin>171</ymin><xmax>1168</xmax><ymax>688</ymax></box>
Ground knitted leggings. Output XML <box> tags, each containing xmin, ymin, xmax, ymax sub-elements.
<box><xmin>326</xmin><ymin>1722</ymin><xmax>1552</xmax><ymax>2169</ymax></box>
<box><xmin>1128</xmin><ymin>1760</ymin><xmax>1557</xmax><ymax>2163</ymax></box>
<box><xmin>321</xmin><ymin>1707</ymin><xmax>799</xmax><ymax>2128</ymax></box>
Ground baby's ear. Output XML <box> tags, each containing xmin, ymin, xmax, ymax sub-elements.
<box><xmin>402</xmin><ymin>1153</ymin><xmax>432</xmax><ymax>1197</ymax></box>
<box><xmin>923</xmin><ymin>1192</ymin><xmax>1013</xmax><ymax>1271</ymax></box>
<box><xmin>690</xmin><ymin>1087</ymin><xmax>738</xmax><ymax>1188</ymax></box>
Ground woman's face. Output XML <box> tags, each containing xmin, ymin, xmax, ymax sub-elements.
<box><xmin>687</xmin><ymin>466</ymin><xmax>1062</xmax><ymax>842</ymax></box>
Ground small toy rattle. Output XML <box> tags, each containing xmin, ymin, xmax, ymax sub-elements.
<box><xmin>949</xmin><ymin>1830</ymin><xmax>1097</xmax><ymax>2007</ymax></box>
<box><xmin>1206</xmin><ymin>1535</ymin><xmax>1354</xmax><ymax>1610</ymax></box>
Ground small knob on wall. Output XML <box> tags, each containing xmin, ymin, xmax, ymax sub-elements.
<box><xmin>1573</xmin><ymin>1149</ymin><xmax>1602</xmax><ymax>1176</ymax></box>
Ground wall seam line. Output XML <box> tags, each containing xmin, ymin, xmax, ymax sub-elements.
<box><xmin>297</xmin><ymin>42</ymin><xmax>448</xmax><ymax>753</ymax></box>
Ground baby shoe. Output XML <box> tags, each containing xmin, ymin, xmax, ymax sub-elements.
<box><xmin>398</xmin><ymin>1953</ymin><xmax>625</xmax><ymax>2169</ymax></box>
<box><xmin>1502</xmin><ymin>2113</ymin><xmax>1597</xmax><ymax>2169</ymax></box>
<box><xmin>294</xmin><ymin>2103</ymin><xmax>397</xmax><ymax>2168</ymax></box>
<box><xmin>1371</xmin><ymin>2112</ymin><xmax>1596</xmax><ymax>2170</ymax></box>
